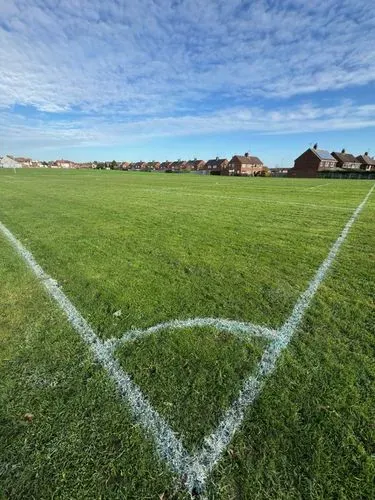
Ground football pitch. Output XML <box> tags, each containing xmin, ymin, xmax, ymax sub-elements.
<box><xmin>0</xmin><ymin>170</ymin><xmax>374</xmax><ymax>499</ymax></box>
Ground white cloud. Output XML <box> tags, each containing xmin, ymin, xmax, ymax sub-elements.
<box><xmin>2</xmin><ymin>101</ymin><xmax>375</xmax><ymax>153</ymax></box>
<box><xmin>0</xmin><ymin>0</ymin><xmax>375</xmax><ymax>114</ymax></box>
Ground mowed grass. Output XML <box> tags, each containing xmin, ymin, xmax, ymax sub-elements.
<box><xmin>0</xmin><ymin>170</ymin><xmax>374</xmax><ymax>499</ymax></box>
<box><xmin>116</xmin><ymin>327</ymin><xmax>268</xmax><ymax>450</ymax></box>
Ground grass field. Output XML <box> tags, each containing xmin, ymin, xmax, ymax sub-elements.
<box><xmin>0</xmin><ymin>170</ymin><xmax>374</xmax><ymax>499</ymax></box>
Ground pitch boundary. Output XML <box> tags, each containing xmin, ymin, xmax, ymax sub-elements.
<box><xmin>0</xmin><ymin>183</ymin><xmax>373</xmax><ymax>495</ymax></box>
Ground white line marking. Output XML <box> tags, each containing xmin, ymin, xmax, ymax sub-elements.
<box><xmin>109</xmin><ymin>317</ymin><xmax>278</xmax><ymax>349</ymax></box>
<box><xmin>0</xmin><ymin>183</ymin><xmax>373</xmax><ymax>495</ymax></box>
<box><xmin>0</xmin><ymin>220</ymin><xmax>194</xmax><ymax>489</ymax></box>
<box><xmin>139</xmin><ymin>188</ymin><xmax>355</xmax><ymax>212</ymax></box>
<box><xmin>303</xmin><ymin>183</ymin><xmax>330</xmax><ymax>190</ymax></box>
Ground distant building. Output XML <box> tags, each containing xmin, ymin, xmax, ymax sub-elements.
<box><xmin>15</xmin><ymin>157</ymin><xmax>33</xmax><ymax>167</ymax></box>
<box><xmin>356</xmin><ymin>152</ymin><xmax>375</xmax><ymax>171</ymax></box>
<box><xmin>224</xmin><ymin>153</ymin><xmax>264</xmax><ymax>176</ymax></box>
<box><xmin>288</xmin><ymin>144</ymin><xmax>337</xmax><ymax>177</ymax></box>
<box><xmin>186</xmin><ymin>159</ymin><xmax>206</xmax><ymax>171</ymax></box>
<box><xmin>0</xmin><ymin>155</ymin><xmax>22</xmax><ymax>168</ymax></box>
<box><xmin>159</xmin><ymin>161</ymin><xmax>172</xmax><ymax>171</ymax></box>
<box><xmin>202</xmin><ymin>157</ymin><xmax>228</xmax><ymax>174</ymax></box>
<box><xmin>146</xmin><ymin>161</ymin><xmax>161</xmax><ymax>170</ymax></box>
<box><xmin>169</xmin><ymin>160</ymin><xmax>187</xmax><ymax>171</ymax></box>
<box><xmin>331</xmin><ymin>149</ymin><xmax>361</xmax><ymax>170</ymax></box>
<box><xmin>132</xmin><ymin>161</ymin><xmax>147</xmax><ymax>170</ymax></box>
<box><xmin>54</xmin><ymin>159</ymin><xmax>74</xmax><ymax>168</ymax></box>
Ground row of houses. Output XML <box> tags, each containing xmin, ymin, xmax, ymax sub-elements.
<box><xmin>0</xmin><ymin>156</ymin><xmax>94</xmax><ymax>169</ymax></box>
<box><xmin>288</xmin><ymin>145</ymin><xmax>375</xmax><ymax>177</ymax></box>
<box><xmin>119</xmin><ymin>153</ymin><xmax>266</xmax><ymax>176</ymax></box>
<box><xmin>0</xmin><ymin>155</ymin><xmax>43</xmax><ymax>169</ymax></box>
<box><xmin>0</xmin><ymin>153</ymin><xmax>266</xmax><ymax>176</ymax></box>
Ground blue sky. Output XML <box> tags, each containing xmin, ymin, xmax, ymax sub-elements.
<box><xmin>1</xmin><ymin>0</ymin><xmax>375</xmax><ymax>166</ymax></box>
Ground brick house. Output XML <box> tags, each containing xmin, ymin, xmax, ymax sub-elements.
<box><xmin>15</xmin><ymin>157</ymin><xmax>33</xmax><ymax>167</ymax></box>
<box><xmin>159</xmin><ymin>161</ymin><xmax>172</xmax><ymax>171</ymax></box>
<box><xmin>224</xmin><ymin>153</ymin><xmax>264</xmax><ymax>176</ymax></box>
<box><xmin>331</xmin><ymin>149</ymin><xmax>361</xmax><ymax>170</ymax></box>
<box><xmin>132</xmin><ymin>161</ymin><xmax>147</xmax><ymax>170</ymax></box>
<box><xmin>356</xmin><ymin>152</ymin><xmax>375</xmax><ymax>171</ymax></box>
<box><xmin>288</xmin><ymin>145</ymin><xmax>337</xmax><ymax>177</ymax></box>
<box><xmin>54</xmin><ymin>159</ymin><xmax>74</xmax><ymax>168</ymax></box>
<box><xmin>187</xmin><ymin>159</ymin><xmax>206</xmax><ymax>171</ymax></box>
<box><xmin>147</xmin><ymin>161</ymin><xmax>161</xmax><ymax>170</ymax></box>
<box><xmin>169</xmin><ymin>160</ymin><xmax>187</xmax><ymax>171</ymax></box>
<box><xmin>203</xmin><ymin>157</ymin><xmax>228</xmax><ymax>174</ymax></box>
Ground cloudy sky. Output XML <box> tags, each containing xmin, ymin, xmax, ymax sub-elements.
<box><xmin>1</xmin><ymin>0</ymin><xmax>375</xmax><ymax>165</ymax></box>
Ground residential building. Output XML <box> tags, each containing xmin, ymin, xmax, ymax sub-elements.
<box><xmin>169</xmin><ymin>160</ymin><xmax>187</xmax><ymax>171</ymax></box>
<box><xmin>356</xmin><ymin>152</ymin><xmax>375</xmax><ymax>171</ymax></box>
<box><xmin>159</xmin><ymin>161</ymin><xmax>172</xmax><ymax>171</ymax></box>
<box><xmin>54</xmin><ymin>159</ymin><xmax>74</xmax><ymax>168</ymax></box>
<box><xmin>132</xmin><ymin>161</ymin><xmax>147</xmax><ymax>170</ymax></box>
<box><xmin>186</xmin><ymin>159</ymin><xmax>206</xmax><ymax>171</ymax></box>
<box><xmin>331</xmin><ymin>149</ymin><xmax>361</xmax><ymax>170</ymax></box>
<box><xmin>224</xmin><ymin>153</ymin><xmax>264</xmax><ymax>176</ymax></box>
<box><xmin>15</xmin><ymin>157</ymin><xmax>33</xmax><ymax>167</ymax></box>
<box><xmin>0</xmin><ymin>155</ymin><xmax>22</xmax><ymax>168</ymax></box>
<box><xmin>146</xmin><ymin>161</ymin><xmax>161</xmax><ymax>170</ymax></box>
<box><xmin>203</xmin><ymin>157</ymin><xmax>228</xmax><ymax>174</ymax></box>
<box><xmin>288</xmin><ymin>144</ymin><xmax>337</xmax><ymax>177</ymax></box>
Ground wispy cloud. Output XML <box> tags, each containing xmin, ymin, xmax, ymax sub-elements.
<box><xmin>1</xmin><ymin>0</ymin><xmax>375</xmax><ymax>156</ymax></box>
<box><xmin>1</xmin><ymin>0</ymin><xmax>375</xmax><ymax>112</ymax></box>
<box><xmin>2</xmin><ymin>101</ymin><xmax>375</xmax><ymax>152</ymax></box>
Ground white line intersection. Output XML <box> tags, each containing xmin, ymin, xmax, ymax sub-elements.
<box><xmin>0</xmin><ymin>184</ymin><xmax>373</xmax><ymax>496</ymax></box>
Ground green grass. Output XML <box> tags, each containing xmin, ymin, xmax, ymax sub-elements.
<box><xmin>116</xmin><ymin>326</ymin><xmax>268</xmax><ymax>451</ymax></box>
<box><xmin>0</xmin><ymin>170</ymin><xmax>374</xmax><ymax>498</ymax></box>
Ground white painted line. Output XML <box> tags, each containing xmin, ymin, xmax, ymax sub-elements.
<box><xmin>303</xmin><ymin>183</ymin><xmax>330</xmax><ymax>190</ymax></box>
<box><xmin>189</xmin><ymin>183</ymin><xmax>374</xmax><ymax>488</ymax></box>
<box><xmin>0</xmin><ymin>183</ymin><xmax>373</xmax><ymax>496</ymax></box>
<box><xmin>0</xmin><ymin>220</ymin><xmax>194</xmax><ymax>489</ymax></box>
<box><xmin>110</xmin><ymin>317</ymin><xmax>278</xmax><ymax>349</ymax></box>
<box><xmin>140</xmin><ymin>188</ymin><xmax>355</xmax><ymax>212</ymax></box>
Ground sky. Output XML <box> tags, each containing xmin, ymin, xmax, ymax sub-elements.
<box><xmin>1</xmin><ymin>0</ymin><xmax>375</xmax><ymax>166</ymax></box>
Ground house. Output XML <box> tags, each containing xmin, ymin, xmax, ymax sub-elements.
<box><xmin>186</xmin><ymin>159</ymin><xmax>206</xmax><ymax>171</ymax></box>
<box><xmin>54</xmin><ymin>159</ymin><xmax>74</xmax><ymax>168</ymax></box>
<box><xmin>159</xmin><ymin>161</ymin><xmax>172</xmax><ymax>171</ymax></box>
<box><xmin>288</xmin><ymin>144</ymin><xmax>337</xmax><ymax>177</ymax></box>
<box><xmin>132</xmin><ymin>161</ymin><xmax>147</xmax><ymax>171</ymax></box>
<box><xmin>119</xmin><ymin>162</ymin><xmax>130</xmax><ymax>170</ymax></box>
<box><xmin>0</xmin><ymin>155</ymin><xmax>22</xmax><ymax>168</ymax></box>
<box><xmin>224</xmin><ymin>153</ymin><xmax>264</xmax><ymax>176</ymax></box>
<box><xmin>146</xmin><ymin>161</ymin><xmax>161</xmax><ymax>171</ymax></box>
<box><xmin>169</xmin><ymin>160</ymin><xmax>187</xmax><ymax>171</ymax></box>
<box><xmin>356</xmin><ymin>152</ymin><xmax>375</xmax><ymax>171</ymax></box>
<box><xmin>202</xmin><ymin>157</ymin><xmax>228</xmax><ymax>174</ymax></box>
<box><xmin>331</xmin><ymin>149</ymin><xmax>361</xmax><ymax>170</ymax></box>
<box><xmin>15</xmin><ymin>157</ymin><xmax>33</xmax><ymax>167</ymax></box>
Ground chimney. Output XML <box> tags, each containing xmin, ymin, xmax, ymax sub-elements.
<box><xmin>341</xmin><ymin>148</ymin><xmax>346</xmax><ymax>153</ymax></box>
<box><xmin>245</xmin><ymin>152</ymin><xmax>249</xmax><ymax>157</ymax></box>
<box><xmin>313</xmin><ymin>143</ymin><xmax>318</xmax><ymax>150</ymax></box>
<box><xmin>216</xmin><ymin>156</ymin><xmax>219</xmax><ymax>160</ymax></box>
<box><xmin>365</xmin><ymin>151</ymin><xmax>369</xmax><ymax>156</ymax></box>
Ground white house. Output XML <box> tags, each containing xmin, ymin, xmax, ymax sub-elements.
<box><xmin>0</xmin><ymin>155</ymin><xmax>22</xmax><ymax>168</ymax></box>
